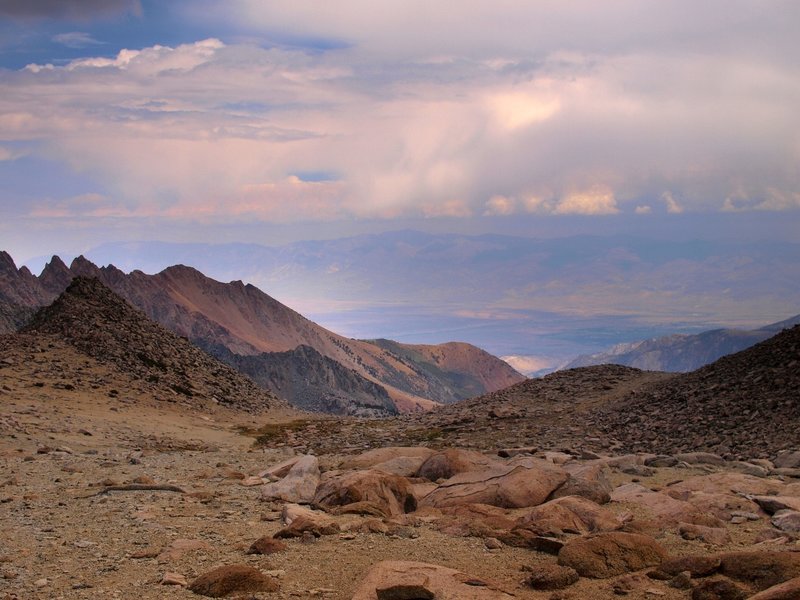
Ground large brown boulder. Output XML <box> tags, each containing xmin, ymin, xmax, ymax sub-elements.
<box><xmin>351</xmin><ymin>560</ymin><xmax>515</xmax><ymax>600</ymax></box>
<box><xmin>515</xmin><ymin>495</ymin><xmax>622</xmax><ymax>537</ymax></box>
<box><xmin>313</xmin><ymin>469</ymin><xmax>417</xmax><ymax>517</ymax></box>
<box><xmin>416</xmin><ymin>449</ymin><xmax>500</xmax><ymax>481</ymax></box>
<box><xmin>420</xmin><ymin>458</ymin><xmax>568</xmax><ymax>509</ymax></box>
<box><xmin>557</xmin><ymin>532</ymin><xmax>667</xmax><ymax>578</ymax></box>
<box><xmin>717</xmin><ymin>551</ymin><xmax>800</xmax><ymax>591</ymax></box>
<box><xmin>433</xmin><ymin>503</ymin><xmax>517</xmax><ymax>538</ymax></box>
<box><xmin>188</xmin><ymin>565</ymin><xmax>278</xmax><ymax>597</ymax></box>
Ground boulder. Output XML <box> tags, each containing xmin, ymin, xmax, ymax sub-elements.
<box><xmin>433</xmin><ymin>503</ymin><xmax>517</xmax><ymax>538</ymax></box>
<box><xmin>717</xmin><ymin>551</ymin><xmax>800</xmax><ymax>591</ymax></box>
<box><xmin>774</xmin><ymin>451</ymin><xmax>800</xmax><ymax>470</ymax></box>
<box><xmin>611</xmin><ymin>483</ymin><xmax>722</xmax><ymax>528</ymax></box>
<box><xmin>274</xmin><ymin>504</ymin><xmax>339</xmax><ymax>538</ymax></box>
<box><xmin>371</xmin><ymin>456</ymin><xmax>430</xmax><ymax>477</ymax></box>
<box><xmin>416</xmin><ymin>449</ymin><xmax>500</xmax><ymax>481</ymax></box>
<box><xmin>260</xmin><ymin>454</ymin><xmax>319</xmax><ymax>504</ymax></box>
<box><xmin>659</xmin><ymin>554</ymin><xmax>722</xmax><ymax>577</ymax></box>
<box><xmin>557</xmin><ymin>532</ymin><xmax>667</xmax><ymax>578</ymax></box>
<box><xmin>258</xmin><ymin>455</ymin><xmax>305</xmax><ymax>479</ymax></box>
<box><xmin>246</xmin><ymin>536</ymin><xmax>287</xmax><ymax>555</ymax></box>
<box><xmin>667</xmin><ymin>489</ymin><xmax>762</xmax><ymax>522</ymax></box>
<box><xmin>753</xmin><ymin>496</ymin><xmax>800</xmax><ymax>515</ymax></box>
<box><xmin>772</xmin><ymin>510</ymin><xmax>800</xmax><ymax>533</ymax></box>
<box><xmin>188</xmin><ymin>565</ymin><xmax>278</xmax><ymax>597</ymax></box>
<box><xmin>524</xmin><ymin>563</ymin><xmax>579</xmax><ymax>590</ymax></box>
<box><xmin>340</xmin><ymin>447</ymin><xmax>435</xmax><ymax>470</ymax></box>
<box><xmin>420</xmin><ymin>458</ymin><xmax>568</xmax><ymax>509</ymax></box>
<box><xmin>516</xmin><ymin>495</ymin><xmax>622</xmax><ymax>537</ymax></box>
<box><xmin>351</xmin><ymin>560</ymin><xmax>515</xmax><ymax>600</ymax></box>
<box><xmin>551</xmin><ymin>462</ymin><xmax>613</xmax><ymax>504</ymax></box>
<box><xmin>748</xmin><ymin>577</ymin><xmax>800</xmax><ymax>600</ymax></box>
<box><xmin>678</xmin><ymin>523</ymin><xmax>731</xmax><ymax>545</ymax></box>
<box><xmin>313</xmin><ymin>469</ymin><xmax>417</xmax><ymax>517</ymax></box>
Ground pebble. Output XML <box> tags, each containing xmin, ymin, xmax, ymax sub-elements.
<box><xmin>34</xmin><ymin>577</ymin><xmax>49</xmax><ymax>587</ymax></box>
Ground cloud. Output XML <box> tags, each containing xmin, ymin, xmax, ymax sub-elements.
<box><xmin>3</xmin><ymin>1</ymin><xmax>800</xmax><ymax>226</ymax></box>
<box><xmin>0</xmin><ymin>0</ymin><xmax>141</xmax><ymax>20</ymax></box>
<box><xmin>662</xmin><ymin>191</ymin><xmax>684</xmax><ymax>214</ymax></box>
<box><xmin>554</xmin><ymin>187</ymin><xmax>619</xmax><ymax>215</ymax></box>
<box><xmin>635</xmin><ymin>205</ymin><xmax>652</xmax><ymax>215</ymax></box>
<box><xmin>52</xmin><ymin>32</ymin><xmax>104</xmax><ymax>48</ymax></box>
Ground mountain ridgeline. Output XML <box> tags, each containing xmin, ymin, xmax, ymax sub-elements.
<box><xmin>0</xmin><ymin>251</ymin><xmax>524</xmax><ymax>415</ymax></box>
<box><xmin>564</xmin><ymin>313</ymin><xmax>800</xmax><ymax>372</ymax></box>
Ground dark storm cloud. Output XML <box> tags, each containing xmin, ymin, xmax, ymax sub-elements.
<box><xmin>0</xmin><ymin>0</ymin><xmax>141</xmax><ymax>20</ymax></box>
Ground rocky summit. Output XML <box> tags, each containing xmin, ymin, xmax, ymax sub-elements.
<box><xmin>21</xmin><ymin>276</ymin><xmax>283</xmax><ymax>413</ymax></box>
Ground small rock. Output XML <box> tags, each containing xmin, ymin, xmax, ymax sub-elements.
<box><xmin>162</xmin><ymin>572</ymin><xmax>188</xmax><ymax>587</ymax></box>
<box><xmin>247</xmin><ymin>536</ymin><xmax>287</xmax><ymax>555</ymax></box>
<box><xmin>525</xmin><ymin>563</ymin><xmax>579</xmax><ymax>590</ymax></box>
<box><xmin>484</xmin><ymin>537</ymin><xmax>503</xmax><ymax>550</ymax></box>
<box><xmin>34</xmin><ymin>578</ymin><xmax>48</xmax><ymax>587</ymax></box>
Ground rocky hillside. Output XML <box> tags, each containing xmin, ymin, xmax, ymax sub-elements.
<box><xmin>565</xmin><ymin>313</ymin><xmax>800</xmax><ymax>372</ymax></box>
<box><xmin>0</xmin><ymin>251</ymin><xmax>524</xmax><ymax>412</ymax></box>
<box><xmin>592</xmin><ymin>324</ymin><xmax>800</xmax><ymax>459</ymax></box>
<box><xmin>23</xmin><ymin>277</ymin><xmax>283</xmax><ymax>413</ymax></box>
<box><xmin>203</xmin><ymin>342</ymin><xmax>396</xmax><ymax>417</ymax></box>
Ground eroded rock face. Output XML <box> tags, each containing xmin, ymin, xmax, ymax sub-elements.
<box><xmin>188</xmin><ymin>565</ymin><xmax>278</xmax><ymax>597</ymax></box>
<box><xmin>557</xmin><ymin>532</ymin><xmax>667</xmax><ymax>578</ymax></box>
<box><xmin>313</xmin><ymin>469</ymin><xmax>417</xmax><ymax>517</ymax></box>
<box><xmin>351</xmin><ymin>560</ymin><xmax>515</xmax><ymax>600</ymax></box>
<box><xmin>420</xmin><ymin>459</ymin><xmax>569</xmax><ymax>509</ymax></box>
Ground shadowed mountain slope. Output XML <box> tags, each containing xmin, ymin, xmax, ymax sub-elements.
<box><xmin>592</xmin><ymin>324</ymin><xmax>800</xmax><ymax>458</ymax></box>
<box><xmin>23</xmin><ymin>277</ymin><xmax>283</xmax><ymax>413</ymax></box>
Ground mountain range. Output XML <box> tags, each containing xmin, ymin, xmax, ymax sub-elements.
<box><xmin>0</xmin><ymin>251</ymin><xmax>523</xmax><ymax>415</ymax></box>
<box><xmin>71</xmin><ymin>231</ymin><xmax>800</xmax><ymax>366</ymax></box>
<box><xmin>564</xmin><ymin>313</ymin><xmax>800</xmax><ymax>372</ymax></box>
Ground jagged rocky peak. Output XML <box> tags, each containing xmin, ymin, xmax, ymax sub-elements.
<box><xmin>0</xmin><ymin>250</ymin><xmax>17</xmax><ymax>273</ymax></box>
<box><xmin>69</xmin><ymin>255</ymin><xmax>103</xmax><ymax>278</ymax></box>
<box><xmin>39</xmin><ymin>255</ymin><xmax>74</xmax><ymax>295</ymax></box>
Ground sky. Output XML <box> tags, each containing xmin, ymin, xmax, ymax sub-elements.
<box><xmin>1</xmin><ymin>0</ymin><xmax>800</xmax><ymax>264</ymax></box>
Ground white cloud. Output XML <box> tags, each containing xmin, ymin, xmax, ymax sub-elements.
<box><xmin>662</xmin><ymin>191</ymin><xmax>684</xmax><ymax>214</ymax></box>
<box><xmin>635</xmin><ymin>205</ymin><xmax>652</xmax><ymax>214</ymax></box>
<box><xmin>554</xmin><ymin>187</ymin><xmax>619</xmax><ymax>215</ymax></box>
<box><xmin>52</xmin><ymin>32</ymin><xmax>103</xmax><ymax>48</ymax></box>
<box><xmin>3</xmin><ymin>1</ymin><xmax>800</xmax><ymax>225</ymax></box>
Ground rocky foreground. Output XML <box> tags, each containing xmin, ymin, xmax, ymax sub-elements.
<box><xmin>2</xmin><ymin>377</ymin><xmax>800</xmax><ymax>600</ymax></box>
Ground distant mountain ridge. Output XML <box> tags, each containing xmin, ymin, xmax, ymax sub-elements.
<box><xmin>0</xmin><ymin>250</ymin><xmax>524</xmax><ymax>414</ymax></box>
<box><xmin>564</xmin><ymin>313</ymin><xmax>800</xmax><ymax>372</ymax></box>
